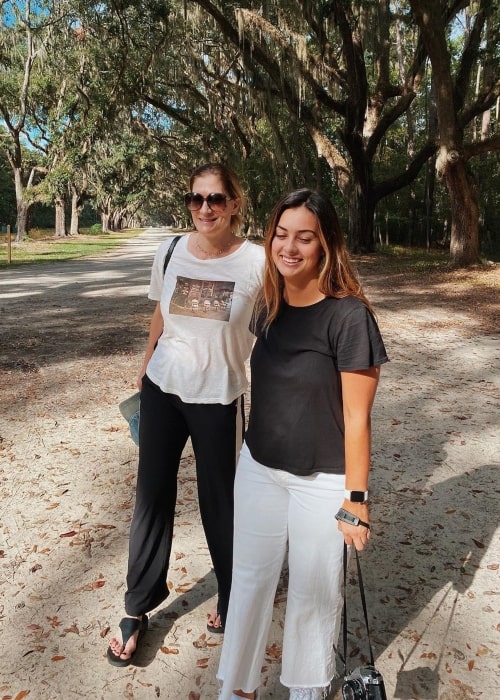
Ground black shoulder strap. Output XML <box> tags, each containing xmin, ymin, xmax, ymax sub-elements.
<box><xmin>163</xmin><ymin>235</ymin><xmax>181</xmax><ymax>276</ymax></box>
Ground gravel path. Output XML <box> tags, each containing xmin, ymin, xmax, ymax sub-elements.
<box><xmin>0</xmin><ymin>229</ymin><xmax>498</xmax><ymax>700</ymax></box>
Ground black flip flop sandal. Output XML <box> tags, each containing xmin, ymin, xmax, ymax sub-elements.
<box><xmin>206</xmin><ymin>608</ymin><xmax>225</xmax><ymax>634</ymax></box>
<box><xmin>107</xmin><ymin>615</ymin><xmax>148</xmax><ymax>667</ymax></box>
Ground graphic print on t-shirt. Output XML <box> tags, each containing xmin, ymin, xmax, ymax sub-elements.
<box><xmin>169</xmin><ymin>276</ymin><xmax>235</xmax><ymax>321</ymax></box>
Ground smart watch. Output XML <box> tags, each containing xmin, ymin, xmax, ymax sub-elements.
<box><xmin>344</xmin><ymin>489</ymin><xmax>369</xmax><ymax>503</ymax></box>
<box><xmin>335</xmin><ymin>507</ymin><xmax>370</xmax><ymax>529</ymax></box>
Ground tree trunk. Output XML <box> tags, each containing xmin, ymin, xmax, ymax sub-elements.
<box><xmin>446</xmin><ymin>159</ymin><xmax>480</xmax><ymax>266</ymax></box>
<box><xmin>348</xmin><ymin>184</ymin><xmax>376</xmax><ymax>253</ymax></box>
<box><xmin>424</xmin><ymin>156</ymin><xmax>436</xmax><ymax>249</ymax></box>
<box><xmin>54</xmin><ymin>197</ymin><xmax>67</xmax><ymax>237</ymax></box>
<box><xmin>409</xmin><ymin>0</ymin><xmax>491</xmax><ymax>267</ymax></box>
<box><xmin>70</xmin><ymin>190</ymin><xmax>81</xmax><ymax>236</ymax></box>
<box><xmin>15</xmin><ymin>201</ymin><xmax>29</xmax><ymax>243</ymax></box>
<box><xmin>101</xmin><ymin>211</ymin><xmax>110</xmax><ymax>233</ymax></box>
<box><xmin>111</xmin><ymin>211</ymin><xmax>123</xmax><ymax>231</ymax></box>
<box><xmin>14</xmin><ymin>168</ymin><xmax>29</xmax><ymax>242</ymax></box>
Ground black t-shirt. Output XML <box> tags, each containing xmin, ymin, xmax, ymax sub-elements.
<box><xmin>245</xmin><ymin>296</ymin><xmax>389</xmax><ymax>476</ymax></box>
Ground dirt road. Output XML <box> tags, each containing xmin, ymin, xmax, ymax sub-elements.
<box><xmin>0</xmin><ymin>229</ymin><xmax>498</xmax><ymax>699</ymax></box>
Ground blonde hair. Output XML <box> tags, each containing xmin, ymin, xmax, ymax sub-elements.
<box><xmin>189</xmin><ymin>162</ymin><xmax>246</xmax><ymax>234</ymax></box>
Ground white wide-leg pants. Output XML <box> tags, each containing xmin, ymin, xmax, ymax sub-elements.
<box><xmin>217</xmin><ymin>443</ymin><xmax>345</xmax><ymax>699</ymax></box>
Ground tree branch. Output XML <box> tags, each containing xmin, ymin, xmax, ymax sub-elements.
<box><xmin>375</xmin><ymin>140</ymin><xmax>438</xmax><ymax>200</ymax></box>
<box><xmin>140</xmin><ymin>94</ymin><xmax>192</xmax><ymax>126</ymax></box>
<box><xmin>460</xmin><ymin>81</ymin><xmax>500</xmax><ymax>126</ymax></box>
<box><xmin>454</xmin><ymin>0</ymin><xmax>490</xmax><ymax>111</ymax></box>
<box><xmin>463</xmin><ymin>134</ymin><xmax>500</xmax><ymax>159</ymax></box>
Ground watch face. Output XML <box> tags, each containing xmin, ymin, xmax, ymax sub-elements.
<box><xmin>349</xmin><ymin>491</ymin><xmax>366</xmax><ymax>502</ymax></box>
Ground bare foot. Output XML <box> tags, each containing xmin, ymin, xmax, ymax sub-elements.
<box><xmin>206</xmin><ymin>604</ymin><xmax>223</xmax><ymax>631</ymax></box>
<box><xmin>108</xmin><ymin>616</ymin><xmax>144</xmax><ymax>665</ymax></box>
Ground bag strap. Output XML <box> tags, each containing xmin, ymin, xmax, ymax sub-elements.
<box><xmin>342</xmin><ymin>543</ymin><xmax>375</xmax><ymax>674</ymax></box>
<box><xmin>163</xmin><ymin>235</ymin><xmax>181</xmax><ymax>275</ymax></box>
<box><xmin>153</xmin><ymin>235</ymin><xmax>181</xmax><ymax>353</ymax></box>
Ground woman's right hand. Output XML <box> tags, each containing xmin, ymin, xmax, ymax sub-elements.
<box><xmin>136</xmin><ymin>368</ymin><xmax>147</xmax><ymax>391</ymax></box>
<box><xmin>137</xmin><ymin>302</ymin><xmax>163</xmax><ymax>392</ymax></box>
<box><xmin>337</xmin><ymin>501</ymin><xmax>371</xmax><ymax>551</ymax></box>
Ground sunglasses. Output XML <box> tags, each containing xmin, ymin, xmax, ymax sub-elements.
<box><xmin>184</xmin><ymin>192</ymin><xmax>232</xmax><ymax>213</ymax></box>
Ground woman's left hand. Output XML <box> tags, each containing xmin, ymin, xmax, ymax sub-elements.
<box><xmin>337</xmin><ymin>500</ymin><xmax>371</xmax><ymax>551</ymax></box>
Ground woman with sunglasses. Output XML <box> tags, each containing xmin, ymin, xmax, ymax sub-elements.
<box><xmin>216</xmin><ymin>189</ymin><xmax>388</xmax><ymax>699</ymax></box>
<box><xmin>107</xmin><ymin>163</ymin><xmax>264</xmax><ymax>666</ymax></box>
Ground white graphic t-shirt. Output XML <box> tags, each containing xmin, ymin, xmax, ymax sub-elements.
<box><xmin>146</xmin><ymin>234</ymin><xmax>265</xmax><ymax>404</ymax></box>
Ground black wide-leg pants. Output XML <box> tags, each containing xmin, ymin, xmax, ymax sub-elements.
<box><xmin>124</xmin><ymin>374</ymin><xmax>243</xmax><ymax>624</ymax></box>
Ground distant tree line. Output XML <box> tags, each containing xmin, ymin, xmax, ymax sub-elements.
<box><xmin>0</xmin><ymin>1</ymin><xmax>498</xmax><ymax>266</ymax></box>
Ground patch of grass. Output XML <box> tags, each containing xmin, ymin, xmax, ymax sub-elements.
<box><xmin>354</xmin><ymin>245</ymin><xmax>451</xmax><ymax>276</ymax></box>
<box><xmin>0</xmin><ymin>229</ymin><xmax>144</xmax><ymax>267</ymax></box>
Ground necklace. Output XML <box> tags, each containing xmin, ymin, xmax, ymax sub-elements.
<box><xmin>195</xmin><ymin>235</ymin><xmax>234</xmax><ymax>258</ymax></box>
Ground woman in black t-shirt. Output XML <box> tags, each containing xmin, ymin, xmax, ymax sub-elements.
<box><xmin>217</xmin><ymin>189</ymin><xmax>388</xmax><ymax>700</ymax></box>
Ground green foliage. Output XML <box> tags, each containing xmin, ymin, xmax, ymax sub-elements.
<box><xmin>0</xmin><ymin>1</ymin><xmax>498</xmax><ymax>259</ymax></box>
<box><xmin>89</xmin><ymin>223</ymin><xmax>102</xmax><ymax>235</ymax></box>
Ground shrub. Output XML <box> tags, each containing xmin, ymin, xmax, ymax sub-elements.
<box><xmin>89</xmin><ymin>223</ymin><xmax>102</xmax><ymax>235</ymax></box>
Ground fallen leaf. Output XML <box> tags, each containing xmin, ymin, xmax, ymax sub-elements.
<box><xmin>160</xmin><ymin>646</ymin><xmax>179</xmax><ymax>655</ymax></box>
<box><xmin>476</xmin><ymin>647</ymin><xmax>489</xmax><ymax>656</ymax></box>
<box><xmin>59</xmin><ymin>531</ymin><xmax>77</xmax><ymax>538</ymax></box>
<box><xmin>450</xmin><ymin>679</ymin><xmax>474</xmax><ymax>692</ymax></box>
<box><xmin>51</xmin><ymin>655</ymin><xmax>65</xmax><ymax>661</ymax></box>
<box><xmin>14</xmin><ymin>692</ymin><xmax>30</xmax><ymax>700</ymax></box>
<box><xmin>468</xmin><ymin>660</ymin><xmax>475</xmax><ymax>670</ymax></box>
<box><xmin>265</xmin><ymin>643</ymin><xmax>282</xmax><ymax>660</ymax></box>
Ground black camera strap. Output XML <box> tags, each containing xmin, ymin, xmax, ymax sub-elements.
<box><xmin>342</xmin><ymin>543</ymin><xmax>375</xmax><ymax>675</ymax></box>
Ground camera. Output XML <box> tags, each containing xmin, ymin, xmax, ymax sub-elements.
<box><xmin>342</xmin><ymin>665</ymin><xmax>387</xmax><ymax>700</ymax></box>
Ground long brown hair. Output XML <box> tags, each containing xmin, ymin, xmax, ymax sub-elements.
<box><xmin>189</xmin><ymin>162</ymin><xmax>246</xmax><ymax>234</ymax></box>
<box><xmin>260</xmin><ymin>189</ymin><xmax>372</xmax><ymax>328</ymax></box>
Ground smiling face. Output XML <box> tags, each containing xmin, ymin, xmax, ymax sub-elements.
<box><xmin>271</xmin><ymin>205</ymin><xmax>324</xmax><ymax>288</ymax></box>
<box><xmin>189</xmin><ymin>172</ymin><xmax>240</xmax><ymax>239</ymax></box>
